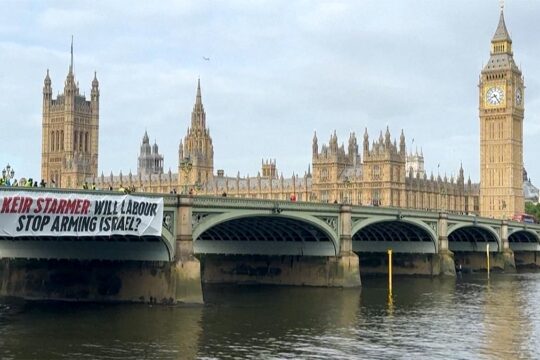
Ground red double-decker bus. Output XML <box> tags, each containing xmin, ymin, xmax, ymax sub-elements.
<box><xmin>512</xmin><ymin>213</ymin><xmax>537</xmax><ymax>224</ymax></box>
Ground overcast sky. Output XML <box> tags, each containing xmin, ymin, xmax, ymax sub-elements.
<box><xmin>1</xmin><ymin>1</ymin><xmax>539</xmax><ymax>184</ymax></box>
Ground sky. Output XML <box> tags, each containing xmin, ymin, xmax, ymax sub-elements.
<box><xmin>1</xmin><ymin>0</ymin><xmax>540</xmax><ymax>183</ymax></box>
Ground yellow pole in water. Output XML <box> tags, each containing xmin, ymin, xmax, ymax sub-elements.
<box><xmin>486</xmin><ymin>243</ymin><xmax>490</xmax><ymax>279</ymax></box>
<box><xmin>387</xmin><ymin>249</ymin><xmax>393</xmax><ymax>293</ymax></box>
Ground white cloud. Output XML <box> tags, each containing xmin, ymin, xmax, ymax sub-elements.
<box><xmin>1</xmin><ymin>0</ymin><xmax>540</xmax><ymax>186</ymax></box>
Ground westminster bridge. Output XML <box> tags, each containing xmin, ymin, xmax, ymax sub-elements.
<box><xmin>1</xmin><ymin>188</ymin><xmax>539</xmax><ymax>304</ymax></box>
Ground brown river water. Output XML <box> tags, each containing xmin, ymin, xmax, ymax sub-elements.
<box><xmin>1</xmin><ymin>273</ymin><xmax>539</xmax><ymax>359</ymax></box>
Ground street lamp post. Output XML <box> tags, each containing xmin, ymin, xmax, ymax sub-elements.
<box><xmin>1</xmin><ymin>164</ymin><xmax>15</xmax><ymax>186</ymax></box>
<box><xmin>179</xmin><ymin>157</ymin><xmax>193</xmax><ymax>194</ymax></box>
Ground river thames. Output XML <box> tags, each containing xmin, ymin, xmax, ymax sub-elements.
<box><xmin>1</xmin><ymin>273</ymin><xmax>539</xmax><ymax>359</ymax></box>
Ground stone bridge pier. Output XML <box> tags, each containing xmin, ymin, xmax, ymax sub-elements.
<box><xmin>435</xmin><ymin>213</ymin><xmax>456</xmax><ymax>276</ymax></box>
<box><xmin>173</xmin><ymin>197</ymin><xmax>203</xmax><ymax>303</ymax></box>
<box><xmin>335</xmin><ymin>205</ymin><xmax>361</xmax><ymax>287</ymax></box>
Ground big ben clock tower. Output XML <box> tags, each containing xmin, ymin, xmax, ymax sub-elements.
<box><xmin>479</xmin><ymin>8</ymin><xmax>524</xmax><ymax>219</ymax></box>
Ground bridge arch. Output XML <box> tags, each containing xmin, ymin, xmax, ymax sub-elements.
<box><xmin>193</xmin><ymin>212</ymin><xmax>338</xmax><ymax>256</ymax></box>
<box><xmin>508</xmin><ymin>229</ymin><xmax>540</xmax><ymax>252</ymax></box>
<box><xmin>448</xmin><ymin>224</ymin><xmax>500</xmax><ymax>252</ymax></box>
<box><xmin>351</xmin><ymin>218</ymin><xmax>438</xmax><ymax>253</ymax></box>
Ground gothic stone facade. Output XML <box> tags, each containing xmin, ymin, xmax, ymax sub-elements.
<box><xmin>44</xmin><ymin>10</ymin><xmax>529</xmax><ymax>219</ymax></box>
<box><xmin>41</xmin><ymin>46</ymin><xmax>99</xmax><ymax>188</ymax></box>
<box><xmin>89</xmin><ymin>80</ymin><xmax>479</xmax><ymax>214</ymax></box>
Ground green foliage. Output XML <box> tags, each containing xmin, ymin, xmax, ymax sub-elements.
<box><xmin>525</xmin><ymin>202</ymin><xmax>540</xmax><ymax>220</ymax></box>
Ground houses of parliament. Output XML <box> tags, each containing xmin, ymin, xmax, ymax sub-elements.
<box><xmin>41</xmin><ymin>9</ymin><xmax>531</xmax><ymax>220</ymax></box>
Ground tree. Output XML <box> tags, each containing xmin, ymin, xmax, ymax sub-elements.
<box><xmin>524</xmin><ymin>202</ymin><xmax>540</xmax><ymax>222</ymax></box>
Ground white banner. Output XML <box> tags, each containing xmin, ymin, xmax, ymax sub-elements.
<box><xmin>0</xmin><ymin>191</ymin><xmax>164</xmax><ymax>237</ymax></box>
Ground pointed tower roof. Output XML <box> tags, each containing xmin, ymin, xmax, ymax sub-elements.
<box><xmin>43</xmin><ymin>69</ymin><xmax>52</xmax><ymax>93</ymax></box>
<box><xmin>492</xmin><ymin>10</ymin><xmax>511</xmax><ymax>42</ymax></box>
<box><xmin>191</xmin><ymin>78</ymin><xmax>206</xmax><ymax>129</ymax></box>
<box><xmin>69</xmin><ymin>35</ymin><xmax>74</xmax><ymax>74</ymax></box>
<box><xmin>483</xmin><ymin>8</ymin><xmax>518</xmax><ymax>72</ymax></box>
<box><xmin>142</xmin><ymin>130</ymin><xmax>149</xmax><ymax>143</ymax></box>
<box><xmin>196</xmin><ymin>78</ymin><xmax>202</xmax><ymax>105</ymax></box>
<box><xmin>64</xmin><ymin>36</ymin><xmax>77</xmax><ymax>91</ymax></box>
<box><xmin>44</xmin><ymin>69</ymin><xmax>51</xmax><ymax>84</ymax></box>
<box><xmin>92</xmin><ymin>71</ymin><xmax>99</xmax><ymax>87</ymax></box>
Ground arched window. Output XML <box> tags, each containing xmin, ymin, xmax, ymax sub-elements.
<box><xmin>79</xmin><ymin>131</ymin><xmax>83</xmax><ymax>151</ymax></box>
<box><xmin>85</xmin><ymin>132</ymin><xmax>89</xmax><ymax>152</ymax></box>
<box><xmin>74</xmin><ymin>131</ymin><xmax>78</xmax><ymax>151</ymax></box>
<box><xmin>61</xmin><ymin>131</ymin><xmax>64</xmax><ymax>150</ymax></box>
<box><xmin>56</xmin><ymin>131</ymin><xmax>60</xmax><ymax>151</ymax></box>
<box><xmin>51</xmin><ymin>131</ymin><xmax>55</xmax><ymax>151</ymax></box>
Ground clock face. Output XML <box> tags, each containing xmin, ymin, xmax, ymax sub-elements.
<box><xmin>486</xmin><ymin>87</ymin><xmax>504</xmax><ymax>105</ymax></box>
<box><xmin>516</xmin><ymin>88</ymin><xmax>523</xmax><ymax>105</ymax></box>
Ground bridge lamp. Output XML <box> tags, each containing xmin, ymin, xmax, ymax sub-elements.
<box><xmin>1</xmin><ymin>164</ymin><xmax>15</xmax><ymax>184</ymax></box>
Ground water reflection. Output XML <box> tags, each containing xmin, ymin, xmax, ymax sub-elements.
<box><xmin>1</xmin><ymin>274</ymin><xmax>540</xmax><ymax>359</ymax></box>
<box><xmin>0</xmin><ymin>302</ymin><xmax>203</xmax><ymax>359</ymax></box>
<box><xmin>199</xmin><ymin>286</ymin><xmax>361</xmax><ymax>359</ymax></box>
<box><xmin>481</xmin><ymin>275</ymin><xmax>534</xmax><ymax>359</ymax></box>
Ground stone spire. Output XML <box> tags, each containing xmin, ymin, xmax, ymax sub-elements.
<box><xmin>191</xmin><ymin>78</ymin><xmax>206</xmax><ymax>129</ymax></box>
<box><xmin>70</xmin><ymin>35</ymin><xmax>74</xmax><ymax>74</ymax></box>
<box><xmin>492</xmin><ymin>9</ymin><xmax>511</xmax><ymax>43</ymax></box>
<box><xmin>483</xmin><ymin>6</ymin><xmax>518</xmax><ymax>72</ymax></box>
<box><xmin>91</xmin><ymin>71</ymin><xmax>99</xmax><ymax>103</ymax></box>
<box><xmin>143</xmin><ymin>130</ymin><xmax>149</xmax><ymax>144</ymax></box>
<box><xmin>312</xmin><ymin>131</ymin><xmax>318</xmax><ymax>156</ymax></box>
<box><xmin>64</xmin><ymin>36</ymin><xmax>77</xmax><ymax>92</ymax></box>
<box><xmin>43</xmin><ymin>69</ymin><xmax>52</xmax><ymax>96</ymax></box>
<box><xmin>44</xmin><ymin>69</ymin><xmax>51</xmax><ymax>86</ymax></box>
<box><xmin>181</xmin><ymin>78</ymin><xmax>214</xmax><ymax>185</ymax></box>
<box><xmin>92</xmin><ymin>71</ymin><xmax>99</xmax><ymax>88</ymax></box>
<box><xmin>196</xmin><ymin>78</ymin><xmax>202</xmax><ymax>104</ymax></box>
<box><xmin>178</xmin><ymin>140</ymin><xmax>184</xmax><ymax>160</ymax></box>
<box><xmin>384</xmin><ymin>126</ymin><xmax>391</xmax><ymax>146</ymax></box>
<box><xmin>363</xmin><ymin>128</ymin><xmax>369</xmax><ymax>153</ymax></box>
<box><xmin>399</xmin><ymin>129</ymin><xmax>406</xmax><ymax>155</ymax></box>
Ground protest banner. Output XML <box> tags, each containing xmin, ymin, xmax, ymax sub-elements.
<box><xmin>0</xmin><ymin>191</ymin><xmax>164</xmax><ymax>237</ymax></box>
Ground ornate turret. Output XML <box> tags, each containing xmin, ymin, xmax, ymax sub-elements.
<box><xmin>44</xmin><ymin>69</ymin><xmax>51</xmax><ymax>89</ymax></box>
<box><xmin>138</xmin><ymin>131</ymin><xmax>163</xmax><ymax>176</ymax></box>
<box><xmin>312</xmin><ymin>131</ymin><xmax>318</xmax><ymax>157</ymax></box>
<box><xmin>179</xmin><ymin>79</ymin><xmax>214</xmax><ymax>186</ymax></box>
<box><xmin>91</xmin><ymin>71</ymin><xmax>99</xmax><ymax>103</ymax></box>
<box><xmin>457</xmin><ymin>163</ymin><xmax>465</xmax><ymax>185</ymax></box>
<box><xmin>384</xmin><ymin>126</ymin><xmax>391</xmax><ymax>146</ymax></box>
<box><xmin>363</xmin><ymin>128</ymin><xmax>369</xmax><ymax>155</ymax></box>
<box><xmin>43</xmin><ymin>69</ymin><xmax>52</xmax><ymax>106</ymax></box>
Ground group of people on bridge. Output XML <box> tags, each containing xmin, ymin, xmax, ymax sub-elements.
<box><xmin>0</xmin><ymin>177</ymin><xmax>46</xmax><ymax>188</ymax></box>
